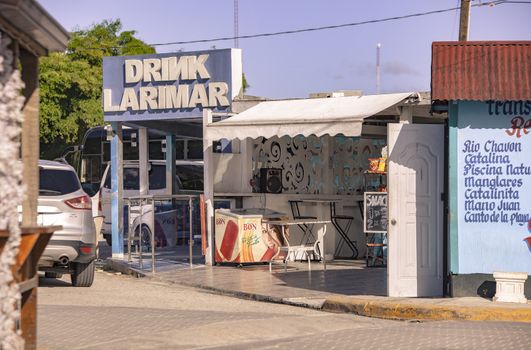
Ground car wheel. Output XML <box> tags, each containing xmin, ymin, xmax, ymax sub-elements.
<box><xmin>45</xmin><ymin>272</ymin><xmax>62</xmax><ymax>278</ymax></box>
<box><xmin>71</xmin><ymin>260</ymin><xmax>95</xmax><ymax>287</ymax></box>
<box><xmin>104</xmin><ymin>235</ymin><xmax>112</xmax><ymax>246</ymax></box>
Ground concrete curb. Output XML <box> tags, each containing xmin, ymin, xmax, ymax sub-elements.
<box><xmin>106</xmin><ymin>259</ymin><xmax>286</xmax><ymax>305</ymax></box>
<box><xmin>322</xmin><ymin>296</ymin><xmax>531</xmax><ymax>323</ymax></box>
<box><xmin>106</xmin><ymin>259</ymin><xmax>146</xmax><ymax>278</ymax></box>
<box><xmin>106</xmin><ymin>259</ymin><xmax>531</xmax><ymax>323</ymax></box>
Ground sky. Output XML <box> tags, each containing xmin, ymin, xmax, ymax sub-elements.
<box><xmin>39</xmin><ymin>0</ymin><xmax>531</xmax><ymax>99</ymax></box>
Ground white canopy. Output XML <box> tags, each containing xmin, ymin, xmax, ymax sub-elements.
<box><xmin>205</xmin><ymin>92</ymin><xmax>417</xmax><ymax>140</ymax></box>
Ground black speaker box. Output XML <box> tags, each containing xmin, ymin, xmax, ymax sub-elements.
<box><xmin>259</xmin><ymin>168</ymin><xmax>282</xmax><ymax>193</ymax></box>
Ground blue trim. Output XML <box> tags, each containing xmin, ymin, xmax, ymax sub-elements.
<box><xmin>448</xmin><ymin>102</ymin><xmax>459</xmax><ymax>273</ymax></box>
<box><xmin>111</xmin><ymin>122</ymin><xmax>124</xmax><ymax>255</ymax></box>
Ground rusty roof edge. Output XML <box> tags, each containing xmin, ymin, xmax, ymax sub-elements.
<box><xmin>433</xmin><ymin>41</ymin><xmax>531</xmax><ymax>46</ymax></box>
<box><xmin>431</xmin><ymin>40</ymin><xmax>531</xmax><ymax>102</ymax></box>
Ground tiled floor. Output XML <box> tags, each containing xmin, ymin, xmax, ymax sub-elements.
<box><xmin>107</xmin><ymin>244</ymin><xmax>387</xmax><ymax>301</ymax></box>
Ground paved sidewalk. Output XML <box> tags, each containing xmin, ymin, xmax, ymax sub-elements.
<box><xmin>106</xmin><ymin>246</ymin><xmax>531</xmax><ymax>323</ymax></box>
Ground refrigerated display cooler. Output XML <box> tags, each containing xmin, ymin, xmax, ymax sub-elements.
<box><xmin>214</xmin><ymin>208</ymin><xmax>288</xmax><ymax>264</ymax></box>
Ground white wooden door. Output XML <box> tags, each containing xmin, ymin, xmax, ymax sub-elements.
<box><xmin>388</xmin><ymin>123</ymin><xmax>444</xmax><ymax>297</ymax></box>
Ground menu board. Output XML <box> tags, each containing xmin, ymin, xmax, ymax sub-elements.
<box><xmin>364</xmin><ymin>192</ymin><xmax>388</xmax><ymax>233</ymax></box>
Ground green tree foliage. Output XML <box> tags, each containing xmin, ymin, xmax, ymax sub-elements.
<box><xmin>39</xmin><ymin>19</ymin><xmax>155</xmax><ymax>159</ymax></box>
<box><xmin>242</xmin><ymin>72</ymin><xmax>250</xmax><ymax>94</ymax></box>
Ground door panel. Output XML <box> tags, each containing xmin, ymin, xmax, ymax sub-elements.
<box><xmin>388</xmin><ymin>124</ymin><xmax>444</xmax><ymax>297</ymax></box>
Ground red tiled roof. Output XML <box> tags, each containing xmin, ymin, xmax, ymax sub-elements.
<box><xmin>431</xmin><ymin>41</ymin><xmax>531</xmax><ymax>101</ymax></box>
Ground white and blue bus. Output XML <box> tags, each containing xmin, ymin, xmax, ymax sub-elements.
<box><xmin>63</xmin><ymin>125</ymin><xmax>204</xmax><ymax>197</ymax></box>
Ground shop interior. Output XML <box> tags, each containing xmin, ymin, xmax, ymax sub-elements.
<box><xmin>203</xmin><ymin>91</ymin><xmax>442</xmax><ymax>272</ymax></box>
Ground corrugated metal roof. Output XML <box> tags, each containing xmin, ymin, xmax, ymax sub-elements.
<box><xmin>431</xmin><ymin>41</ymin><xmax>531</xmax><ymax>101</ymax></box>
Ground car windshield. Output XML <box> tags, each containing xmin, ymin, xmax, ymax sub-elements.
<box><xmin>39</xmin><ymin>168</ymin><xmax>81</xmax><ymax>196</ymax></box>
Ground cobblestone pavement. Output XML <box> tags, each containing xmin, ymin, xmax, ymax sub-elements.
<box><xmin>38</xmin><ymin>270</ymin><xmax>531</xmax><ymax>350</ymax></box>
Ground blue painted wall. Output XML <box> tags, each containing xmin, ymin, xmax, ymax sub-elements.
<box><xmin>451</xmin><ymin>100</ymin><xmax>531</xmax><ymax>274</ymax></box>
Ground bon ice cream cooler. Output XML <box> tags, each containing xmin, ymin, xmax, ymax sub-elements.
<box><xmin>214</xmin><ymin>208</ymin><xmax>288</xmax><ymax>264</ymax></box>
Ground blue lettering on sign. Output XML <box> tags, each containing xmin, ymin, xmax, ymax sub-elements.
<box><xmin>456</xmin><ymin>101</ymin><xmax>531</xmax><ymax>275</ymax></box>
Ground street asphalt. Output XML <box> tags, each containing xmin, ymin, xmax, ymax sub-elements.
<box><xmin>37</xmin><ymin>269</ymin><xmax>531</xmax><ymax>349</ymax></box>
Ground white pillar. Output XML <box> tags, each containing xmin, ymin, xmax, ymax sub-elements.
<box><xmin>203</xmin><ymin>109</ymin><xmax>215</xmax><ymax>265</ymax></box>
<box><xmin>240</xmin><ymin>137</ymin><xmax>254</xmax><ymax>193</ymax></box>
<box><xmin>399</xmin><ymin>105</ymin><xmax>413</xmax><ymax>124</ymax></box>
<box><xmin>321</xmin><ymin>135</ymin><xmax>335</xmax><ymax>260</ymax></box>
<box><xmin>138</xmin><ymin>127</ymin><xmax>149</xmax><ymax>196</ymax></box>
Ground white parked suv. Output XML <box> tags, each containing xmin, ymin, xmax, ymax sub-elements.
<box><xmin>98</xmin><ymin>160</ymin><xmax>203</xmax><ymax>246</ymax></box>
<box><xmin>36</xmin><ymin>160</ymin><xmax>97</xmax><ymax>287</ymax></box>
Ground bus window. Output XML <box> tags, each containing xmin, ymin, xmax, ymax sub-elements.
<box><xmin>175</xmin><ymin>140</ymin><xmax>185</xmax><ymax>159</ymax></box>
<box><xmin>83</xmin><ymin>134</ymin><xmax>103</xmax><ymax>155</ymax></box>
<box><xmin>103</xmin><ymin>140</ymin><xmax>139</xmax><ymax>164</ymax></box>
<box><xmin>149</xmin><ymin>140</ymin><xmax>165</xmax><ymax>160</ymax></box>
<box><xmin>103</xmin><ymin>142</ymin><xmax>110</xmax><ymax>163</ymax></box>
<box><xmin>187</xmin><ymin>140</ymin><xmax>203</xmax><ymax>160</ymax></box>
<box><xmin>123</xmin><ymin>168</ymin><xmax>139</xmax><ymax>190</ymax></box>
<box><xmin>149</xmin><ymin>164</ymin><xmax>166</xmax><ymax>190</ymax></box>
<box><xmin>104</xmin><ymin>167</ymin><xmax>140</xmax><ymax>190</ymax></box>
<box><xmin>123</xmin><ymin>141</ymin><xmax>139</xmax><ymax>161</ymax></box>
<box><xmin>80</xmin><ymin>155</ymin><xmax>102</xmax><ymax>184</ymax></box>
<box><xmin>176</xmin><ymin>165</ymin><xmax>203</xmax><ymax>191</ymax></box>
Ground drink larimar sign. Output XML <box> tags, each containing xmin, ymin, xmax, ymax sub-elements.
<box><xmin>457</xmin><ymin>100</ymin><xmax>531</xmax><ymax>274</ymax></box>
<box><xmin>103</xmin><ymin>49</ymin><xmax>242</xmax><ymax>122</ymax></box>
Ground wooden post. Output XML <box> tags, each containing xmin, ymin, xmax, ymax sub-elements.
<box><xmin>459</xmin><ymin>0</ymin><xmax>471</xmax><ymax>41</ymax></box>
<box><xmin>20</xmin><ymin>49</ymin><xmax>39</xmax><ymax>227</ymax></box>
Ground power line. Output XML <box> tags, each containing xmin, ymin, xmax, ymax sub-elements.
<box><xmin>71</xmin><ymin>0</ymin><xmax>527</xmax><ymax>52</ymax></box>
<box><xmin>147</xmin><ymin>1</ymin><xmax>504</xmax><ymax>47</ymax></box>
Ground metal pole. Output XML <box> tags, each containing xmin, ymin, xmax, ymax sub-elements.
<box><xmin>127</xmin><ymin>199</ymin><xmax>131</xmax><ymax>262</ymax></box>
<box><xmin>376</xmin><ymin>43</ymin><xmax>381</xmax><ymax>94</ymax></box>
<box><xmin>151</xmin><ymin>198</ymin><xmax>155</xmax><ymax>273</ymax></box>
<box><xmin>139</xmin><ymin>199</ymin><xmax>143</xmax><ymax>270</ymax></box>
<box><xmin>189</xmin><ymin>197</ymin><xmax>193</xmax><ymax>268</ymax></box>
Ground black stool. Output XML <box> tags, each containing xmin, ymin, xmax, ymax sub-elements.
<box><xmin>288</xmin><ymin>200</ymin><xmax>317</xmax><ymax>245</ymax></box>
<box><xmin>331</xmin><ymin>202</ymin><xmax>358</xmax><ymax>259</ymax></box>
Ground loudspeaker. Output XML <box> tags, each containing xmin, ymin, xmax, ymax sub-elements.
<box><xmin>259</xmin><ymin>168</ymin><xmax>282</xmax><ymax>193</ymax></box>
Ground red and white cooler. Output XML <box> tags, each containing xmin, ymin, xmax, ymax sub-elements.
<box><xmin>214</xmin><ymin>208</ymin><xmax>288</xmax><ymax>264</ymax></box>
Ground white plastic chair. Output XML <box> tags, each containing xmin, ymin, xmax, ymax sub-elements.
<box><xmin>268</xmin><ymin>220</ymin><xmax>327</xmax><ymax>272</ymax></box>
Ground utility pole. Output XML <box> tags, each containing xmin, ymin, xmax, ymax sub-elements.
<box><xmin>459</xmin><ymin>0</ymin><xmax>471</xmax><ymax>41</ymax></box>
<box><xmin>376</xmin><ymin>43</ymin><xmax>381</xmax><ymax>94</ymax></box>
<box><xmin>234</xmin><ymin>0</ymin><xmax>239</xmax><ymax>48</ymax></box>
